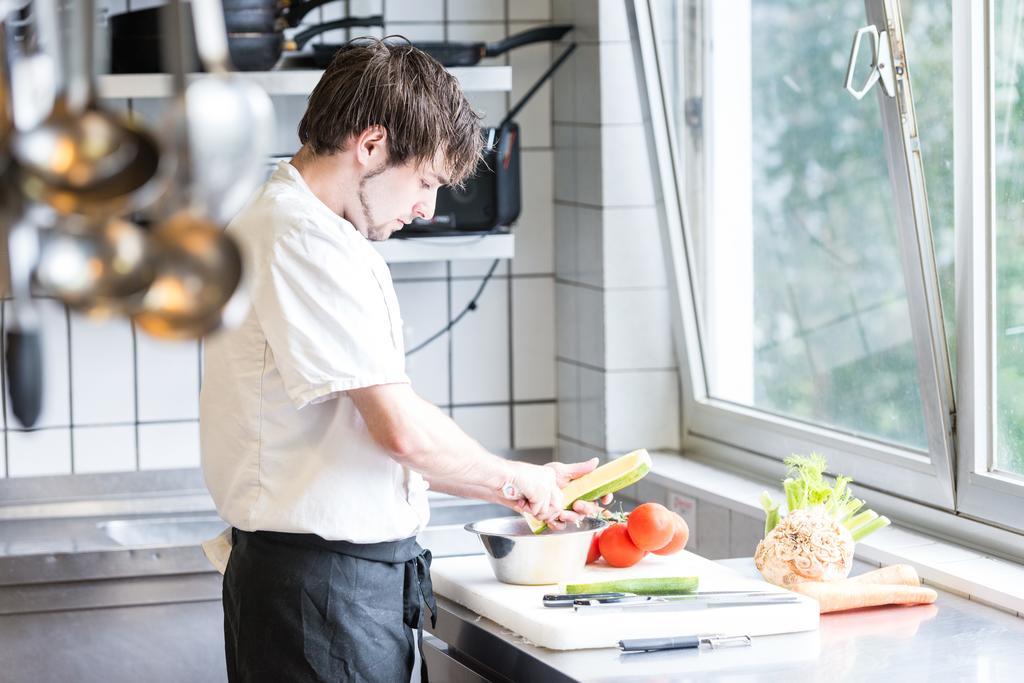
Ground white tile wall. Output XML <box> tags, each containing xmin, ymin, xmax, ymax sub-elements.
<box><xmin>572</xmin><ymin>45</ymin><xmax>602</xmax><ymax>126</ymax></box>
<box><xmin>386</xmin><ymin>23</ymin><xmax>446</xmax><ymax>41</ymax></box>
<box><xmin>70</xmin><ymin>316</ymin><xmax>134</xmax><ymax>426</ymax></box>
<box><xmin>575</xmin><ymin>125</ymin><xmax>603</xmax><ymax>206</ymax></box>
<box><xmin>553</xmin><ymin>202</ymin><xmax>578</xmax><ymax>279</ymax></box>
<box><xmin>605</xmin><ymin>370</ymin><xmax>680</xmax><ymax>451</ymax></box>
<box><xmin>135</xmin><ymin>336</ymin><xmax>199</xmax><ymax>422</ymax></box>
<box><xmin>510</xmin><ymin>23</ymin><xmax>555</xmax><ymax>150</ymax></box>
<box><xmin>578</xmin><ymin>365</ymin><xmax>606</xmax><ymax>448</ymax></box>
<box><xmin>452</xmin><ymin>405</ymin><xmax>511</xmax><ymax>452</ymax></box>
<box><xmin>552</xmin><ymin>124</ymin><xmax>577</xmax><ymax>202</ymax></box>
<box><xmin>138</xmin><ymin>422</ymin><xmax>200</xmax><ymax>470</ymax></box>
<box><xmin>556</xmin><ymin>361</ymin><xmax>580</xmax><ymax>441</ymax></box>
<box><xmin>574</xmin><ymin>204</ymin><xmax>603</xmax><ymax>287</ymax></box>
<box><xmin>511</xmin><ymin>0</ymin><xmax>553</xmax><ymax>22</ymax></box>
<box><xmin>395</xmin><ymin>280</ymin><xmax>450</xmax><ymax>406</ymax></box>
<box><xmin>447</xmin><ymin>0</ymin><xmax>504</xmax><ymax>22</ymax></box>
<box><xmin>450</xmin><ymin>257</ymin><xmax>509</xmax><ymax>279</ymax></box>
<box><xmin>451</xmin><ymin>277</ymin><xmax>510</xmax><ymax>404</ymax></box>
<box><xmin>513</xmin><ymin>403</ymin><xmax>556</xmax><ymax>449</ymax></box>
<box><xmin>73</xmin><ymin>426</ymin><xmax>136</xmax><ymax>474</ymax></box>
<box><xmin>601</xmin><ymin>206</ymin><xmax>666</xmax><ymax>288</ymax></box>
<box><xmin>576</xmin><ymin>284</ymin><xmax>605</xmax><ymax>367</ymax></box>
<box><xmin>7</xmin><ymin>429</ymin><xmax>71</xmax><ymax>478</ymax></box>
<box><xmin>510</xmin><ymin>150</ymin><xmax>554</xmax><ymax>275</ymax></box>
<box><xmin>512</xmin><ymin>277</ymin><xmax>556</xmax><ymax>400</ymax></box>
<box><xmin>603</xmin><ymin>288</ymin><xmax>675</xmax><ymax>370</ymax></box>
<box><xmin>555</xmin><ymin>282</ymin><xmax>579</xmax><ymax>361</ymax></box>
<box><xmin>600</xmin><ymin>124</ymin><xmax>656</xmax><ymax>206</ymax></box>
<box><xmin>598</xmin><ymin>43</ymin><xmax>643</xmax><ymax>125</ymax></box>
<box><xmin>551</xmin><ymin>0</ymin><xmax>682</xmax><ymax>465</ymax></box>
<box><xmin>385</xmin><ymin>0</ymin><xmax>444</xmax><ymax>23</ymax></box>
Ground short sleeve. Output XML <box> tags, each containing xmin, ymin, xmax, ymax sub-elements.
<box><xmin>252</xmin><ymin>224</ymin><xmax>409</xmax><ymax>409</ymax></box>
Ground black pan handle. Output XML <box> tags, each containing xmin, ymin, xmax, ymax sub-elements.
<box><xmin>278</xmin><ymin>0</ymin><xmax>341</xmax><ymax>29</ymax></box>
<box><xmin>6</xmin><ymin>329</ymin><xmax>42</xmax><ymax>428</ymax></box>
<box><xmin>286</xmin><ymin>15</ymin><xmax>384</xmax><ymax>51</ymax></box>
<box><xmin>484</xmin><ymin>25</ymin><xmax>573</xmax><ymax>57</ymax></box>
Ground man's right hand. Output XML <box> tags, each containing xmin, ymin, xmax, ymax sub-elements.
<box><xmin>504</xmin><ymin>462</ymin><xmax>565</xmax><ymax>521</ymax></box>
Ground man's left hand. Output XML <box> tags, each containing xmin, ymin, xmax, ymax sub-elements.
<box><xmin>543</xmin><ymin>458</ymin><xmax>614</xmax><ymax>530</ymax></box>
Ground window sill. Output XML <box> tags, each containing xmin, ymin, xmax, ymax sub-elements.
<box><xmin>643</xmin><ymin>451</ymin><xmax>1024</xmax><ymax>619</ymax></box>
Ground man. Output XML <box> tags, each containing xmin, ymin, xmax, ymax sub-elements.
<box><xmin>199</xmin><ymin>39</ymin><xmax>609</xmax><ymax>683</ymax></box>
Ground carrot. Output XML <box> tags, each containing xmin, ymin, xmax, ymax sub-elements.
<box><xmin>792</xmin><ymin>581</ymin><xmax>937</xmax><ymax>613</ymax></box>
<box><xmin>849</xmin><ymin>564</ymin><xmax>920</xmax><ymax>587</ymax></box>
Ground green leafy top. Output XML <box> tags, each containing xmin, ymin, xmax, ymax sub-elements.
<box><xmin>760</xmin><ymin>453</ymin><xmax>889</xmax><ymax>541</ymax></box>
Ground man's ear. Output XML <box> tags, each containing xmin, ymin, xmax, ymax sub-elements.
<box><xmin>355</xmin><ymin>125</ymin><xmax>388</xmax><ymax>168</ymax></box>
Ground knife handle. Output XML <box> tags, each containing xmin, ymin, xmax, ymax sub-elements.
<box><xmin>619</xmin><ymin>636</ymin><xmax>701</xmax><ymax>652</ymax></box>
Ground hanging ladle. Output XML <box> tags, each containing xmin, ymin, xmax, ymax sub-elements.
<box><xmin>131</xmin><ymin>0</ymin><xmax>246</xmax><ymax>341</ymax></box>
<box><xmin>186</xmin><ymin>0</ymin><xmax>274</xmax><ymax>224</ymax></box>
<box><xmin>10</xmin><ymin>0</ymin><xmax>168</xmax><ymax>218</ymax></box>
<box><xmin>34</xmin><ymin>211</ymin><xmax>156</xmax><ymax>314</ymax></box>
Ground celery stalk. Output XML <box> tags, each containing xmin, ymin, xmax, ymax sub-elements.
<box><xmin>838</xmin><ymin>498</ymin><xmax>865</xmax><ymax>523</ymax></box>
<box><xmin>844</xmin><ymin>509</ymin><xmax>878</xmax><ymax>532</ymax></box>
<box><xmin>851</xmin><ymin>515</ymin><xmax>890</xmax><ymax>541</ymax></box>
<box><xmin>760</xmin><ymin>492</ymin><xmax>781</xmax><ymax>536</ymax></box>
<box><xmin>765</xmin><ymin>507</ymin><xmax>780</xmax><ymax>536</ymax></box>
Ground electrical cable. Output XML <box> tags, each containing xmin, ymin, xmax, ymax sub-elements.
<box><xmin>405</xmin><ymin>258</ymin><xmax>501</xmax><ymax>357</ymax></box>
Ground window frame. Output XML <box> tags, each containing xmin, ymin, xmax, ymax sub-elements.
<box><xmin>953</xmin><ymin>0</ymin><xmax>1024</xmax><ymax>529</ymax></box>
<box><xmin>628</xmin><ymin>0</ymin><xmax>959</xmax><ymax>511</ymax></box>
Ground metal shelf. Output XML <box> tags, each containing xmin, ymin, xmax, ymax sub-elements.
<box><xmin>373</xmin><ymin>233</ymin><xmax>514</xmax><ymax>263</ymax></box>
<box><xmin>97</xmin><ymin>65</ymin><xmax>511</xmax><ymax>99</ymax></box>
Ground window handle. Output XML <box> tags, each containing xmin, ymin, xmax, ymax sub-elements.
<box><xmin>844</xmin><ymin>25</ymin><xmax>895</xmax><ymax>100</ymax></box>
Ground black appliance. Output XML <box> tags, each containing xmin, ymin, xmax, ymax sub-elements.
<box><xmin>400</xmin><ymin>41</ymin><xmax>576</xmax><ymax>238</ymax></box>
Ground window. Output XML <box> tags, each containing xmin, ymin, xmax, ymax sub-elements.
<box><xmin>993</xmin><ymin>0</ymin><xmax>1024</xmax><ymax>478</ymax></box>
<box><xmin>632</xmin><ymin>0</ymin><xmax>1024</xmax><ymax>532</ymax></box>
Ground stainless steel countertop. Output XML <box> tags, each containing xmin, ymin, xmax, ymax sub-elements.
<box><xmin>0</xmin><ymin>492</ymin><xmax>510</xmax><ymax>617</ymax></box>
<box><xmin>427</xmin><ymin>558</ymin><xmax>1024</xmax><ymax>682</ymax></box>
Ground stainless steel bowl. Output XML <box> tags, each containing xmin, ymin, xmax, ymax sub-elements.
<box><xmin>464</xmin><ymin>516</ymin><xmax>608</xmax><ymax>585</ymax></box>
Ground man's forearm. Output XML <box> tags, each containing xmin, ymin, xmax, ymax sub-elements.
<box><xmin>399</xmin><ymin>396</ymin><xmax>513</xmax><ymax>492</ymax></box>
<box><xmin>423</xmin><ymin>477</ymin><xmax>505</xmax><ymax>505</ymax></box>
<box><xmin>350</xmin><ymin>384</ymin><xmax>515</xmax><ymax>497</ymax></box>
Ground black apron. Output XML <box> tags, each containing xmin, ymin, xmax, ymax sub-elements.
<box><xmin>223</xmin><ymin>528</ymin><xmax>436</xmax><ymax>683</ymax></box>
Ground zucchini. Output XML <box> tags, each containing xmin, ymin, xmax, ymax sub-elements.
<box><xmin>564</xmin><ymin>576</ymin><xmax>699</xmax><ymax>596</ymax></box>
<box><xmin>525</xmin><ymin>449</ymin><xmax>653</xmax><ymax>534</ymax></box>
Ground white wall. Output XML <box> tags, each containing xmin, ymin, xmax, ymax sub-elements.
<box><xmin>0</xmin><ymin>0</ymin><xmax>559</xmax><ymax>478</ymax></box>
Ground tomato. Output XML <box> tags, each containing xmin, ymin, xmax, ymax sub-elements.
<box><xmin>626</xmin><ymin>503</ymin><xmax>677</xmax><ymax>551</ymax></box>
<box><xmin>598</xmin><ymin>522</ymin><xmax>646</xmax><ymax>568</ymax></box>
<box><xmin>586</xmin><ymin>531</ymin><xmax>602</xmax><ymax>564</ymax></box>
<box><xmin>652</xmin><ymin>514</ymin><xmax>690</xmax><ymax>555</ymax></box>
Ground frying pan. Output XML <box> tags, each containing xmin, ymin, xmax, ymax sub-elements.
<box><xmin>411</xmin><ymin>25</ymin><xmax>572</xmax><ymax>67</ymax></box>
<box><xmin>224</xmin><ymin>14</ymin><xmax>383</xmax><ymax>71</ymax></box>
<box><xmin>284</xmin><ymin>21</ymin><xmax>571</xmax><ymax>70</ymax></box>
<box><xmin>108</xmin><ymin>0</ymin><xmax>358</xmax><ymax>73</ymax></box>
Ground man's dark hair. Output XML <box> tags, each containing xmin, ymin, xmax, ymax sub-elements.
<box><xmin>298</xmin><ymin>37</ymin><xmax>484</xmax><ymax>186</ymax></box>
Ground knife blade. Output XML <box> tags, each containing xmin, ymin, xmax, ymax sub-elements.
<box><xmin>542</xmin><ymin>590</ymin><xmax>780</xmax><ymax>608</ymax></box>
<box><xmin>572</xmin><ymin>593</ymin><xmax>801</xmax><ymax>612</ymax></box>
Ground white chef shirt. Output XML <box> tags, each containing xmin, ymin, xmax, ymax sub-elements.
<box><xmin>200</xmin><ymin>160</ymin><xmax>430</xmax><ymax>543</ymax></box>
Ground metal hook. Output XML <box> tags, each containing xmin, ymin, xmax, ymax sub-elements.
<box><xmin>844</xmin><ymin>24</ymin><xmax>895</xmax><ymax>100</ymax></box>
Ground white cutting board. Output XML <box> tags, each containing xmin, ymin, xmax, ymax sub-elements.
<box><xmin>431</xmin><ymin>550</ymin><xmax>819</xmax><ymax>650</ymax></box>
